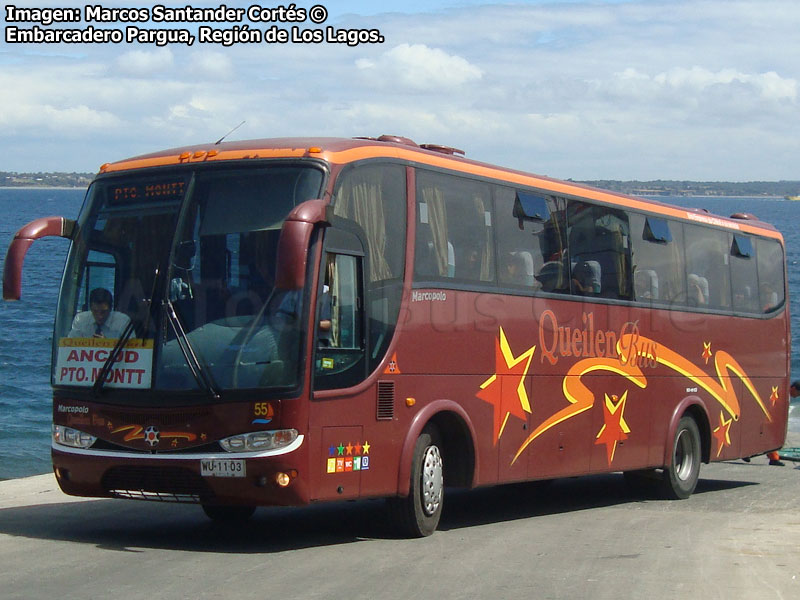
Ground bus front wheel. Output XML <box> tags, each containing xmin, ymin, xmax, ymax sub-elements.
<box><xmin>389</xmin><ymin>426</ymin><xmax>444</xmax><ymax>537</ymax></box>
<box><xmin>660</xmin><ymin>416</ymin><xmax>701</xmax><ymax>499</ymax></box>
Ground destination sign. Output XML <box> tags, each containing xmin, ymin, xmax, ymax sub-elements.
<box><xmin>108</xmin><ymin>180</ymin><xmax>187</xmax><ymax>204</ymax></box>
<box><xmin>55</xmin><ymin>337</ymin><xmax>153</xmax><ymax>389</ymax></box>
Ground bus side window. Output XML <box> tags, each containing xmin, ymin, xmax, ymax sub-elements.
<box><xmin>315</xmin><ymin>253</ymin><xmax>366</xmax><ymax>390</ymax></box>
<box><xmin>629</xmin><ymin>214</ymin><xmax>686</xmax><ymax>305</ymax></box>
<box><xmin>730</xmin><ymin>234</ymin><xmax>759</xmax><ymax>313</ymax></box>
<box><xmin>567</xmin><ymin>201</ymin><xmax>632</xmax><ymax>300</ymax></box>
<box><xmin>415</xmin><ymin>170</ymin><xmax>494</xmax><ymax>284</ymax></box>
<box><xmin>685</xmin><ymin>224</ymin><xmax>731</xmax><ymax>310</ymax></box>
<box><xmin>333</xmin><ymin>162</ymin><xmax>406</xmax><ymax>373</ymax></box>
<box><xmin>494</xmin><ymin>186</ymin><xmax>568</xmax><ymax>293</ymax></box>
<box><xmin>756</xmin><ymin>238</ymin><xmax>785</xmax><ymax>313</ymax></box>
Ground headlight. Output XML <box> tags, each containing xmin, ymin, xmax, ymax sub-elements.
<box><xmin>53</xmin><ymin>424</ymin><xmax>97</xmax><ymax>449</ymax></box>
<box><xmin>220</xmin><ymin>429</ymin><xmax>298</xmax><ymax>453</ymax></box>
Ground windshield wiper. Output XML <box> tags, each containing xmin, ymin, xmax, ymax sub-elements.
<box><xmin>164</xmin><ymin>299</ymin><xmax>220</xmax><ymax>400</ymax></box>
<box><xmin>92</xmin><ymin>317</ymin><xmax>138</xmax><ymax>397</ymax></box>
<box><xmin>92</xmin><ymin>264</ymin><xmax>162</xmax><ymax>396</ymax></box>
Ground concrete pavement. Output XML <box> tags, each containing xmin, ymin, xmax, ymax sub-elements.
<box><xmin>1</xmin><ymin>444</ymin><xmax>798</xmax><ymax>600</ymax></box>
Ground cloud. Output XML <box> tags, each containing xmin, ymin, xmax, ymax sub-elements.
<box><xmin>652</xmin><ymin>67</ymin><xmax>797</xmax><ymax>101</ymax></box>
<box><xmin>116</xmin><ymin>49</ymin><xmax>174</xmax><ymax>76</ymax></box>
<box><xmin>0</xmin><ymin>102</ymin><xmax>120</xmax><ymax>136</ymax></box>
<box><xmin>356</xmin><ymin>43</ymin><xmax>482</xmax><ymax>90</ymax></box>
<box><xmin>3</xmin><ymin>0</ymin><xmax>800</xmax><ymax>180</ymax></box>
<box><xmin>188</xmin><ymin>52</ymin><xmax>236</xmax><ymax>80</ymax></box>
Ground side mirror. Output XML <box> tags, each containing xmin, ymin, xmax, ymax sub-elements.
<box><xmin>3</xmin><ymin>216</ymin><xmax>76</xmax><ymax>300</ymax></box>
<box><xmin>274</xmin><ymin>200</ymin><xmax>330</xmax><ymax>290</ymax></box>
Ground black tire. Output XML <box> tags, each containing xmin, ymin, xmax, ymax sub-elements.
<box><xmin>388</xmin><ymin>426</ymin><xmax>444</xmax><ymax>537</ymax></box>
<box><xmin>660</xmin><ymin>416</ymin><xmax>701</xmax><ymax>499</ymax></box>
<box><xmin>201</xmin><ymin>504</ymin><xmax>256</xmax><ymax>522</ymax></box>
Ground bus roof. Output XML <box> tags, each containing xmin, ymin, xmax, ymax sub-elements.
<box><xmin>98</xmin><ymin>135</ymin><xmax>782</xmax><ymax>240</ymax></box>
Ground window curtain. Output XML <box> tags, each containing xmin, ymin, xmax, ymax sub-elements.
<box><xmin>472</xmin><ymin>194</ymin><xmax>494</xmax><ymax>281</ymax></box>
<box><xmin>334</xmin><ymin>171</ymin><xmax>391</xmax><ymax>282</ymax></box>
<box><xmin>420</xmin><ymin>184</ymin><xmax>449</xmax><ymax>277</ymax></box>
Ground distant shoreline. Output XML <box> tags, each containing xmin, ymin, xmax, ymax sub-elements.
<box><xmin>0</xmin><ymin>186</ymin><xmax>87</xmax><ymax>191</ymax></box>
<box><xmin>0</xmin><ymin>188</ymin><xmax>794</xmax><ymax>199</ymax></box>
<box><xmin>654</xmin><ymin>195</ymin><xmax>784</xmax><ymax>200</ymax></box>
<box><xmin>3</xmin><ymin>173</ymin><xmax>800</xmax><ymax>198</ymax></box>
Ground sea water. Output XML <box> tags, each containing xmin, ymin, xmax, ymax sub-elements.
<box><xmin>0</xmin><ymin>189</ymin><xmax>798</xmax><ymax>479</ymax></box>
<box><xmin>0</xmin><ymin>188</ymin><xmax>85</xmax><ymax>479</ymax></box>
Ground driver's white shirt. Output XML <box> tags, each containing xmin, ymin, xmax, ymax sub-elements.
<box><xmin>68</xmin><ymin>311</ymin><xmax>131</xmax><ymax>338</ymax></box>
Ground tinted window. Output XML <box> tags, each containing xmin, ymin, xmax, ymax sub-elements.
<box><xmin>334</xmin><ymin>163</ymin><xmax>406</xmax><ymax>282</ymax></box>
<box><xmin>730</xmin><ymin>233</ymin><xmax>759</xmax><ymax>313</ymax></box>
<box><xmin>756</xmin><ymin>238</ymin><xmax>785</xmax><ymax>313</ymax></box>
<box><xmin>629</xmin><ymin>213</ymin><xmax>686</xmax><ymax>306</ymax></box>
<box><xmin>315</xmin><ymin>253</ymin><xmax>365</xmax><ymax>390</ymax></box>
<box><xmin>495</xmin><ymin>186</ymin><xmax>568</xmax><ymax>293</ymax></box>
<box><xmin>334</xmin><ymin>163</ymin><xmax>406</xmax><ymax>372</ymax></box>
<box><xmin>567</xmin><ymin>201</ymin><xmax>632</xmax><ymax>300</ymax></box>
<box><xmin>684</xmin><ymin>224</ymin><xmax>731</xmax><ymax>310</ymax></box>
<box><xmin>415</xmin><ymin>170</ymin><xmax>495</xmax><ymax>283</ymax></box>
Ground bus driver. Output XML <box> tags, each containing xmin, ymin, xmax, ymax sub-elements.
<box><xmin>68</xmin><ymin>287</ymin><xmax>130</xmax><ymax>339</ymax></box>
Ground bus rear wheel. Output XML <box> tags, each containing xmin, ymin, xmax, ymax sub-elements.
<box><xmin>660</xmin><ymin>416</ymin><xmax>701</xmax><ymax>499</ymax></box>
<box><xmin>202</xmin><ymin>504</ymin><xmax>256</xmax><ymax>522</ymax></box>
<box><xmin>388</xmin><ymin>426</ymin><xmax>444</xmax><ymax>537</ymax></box>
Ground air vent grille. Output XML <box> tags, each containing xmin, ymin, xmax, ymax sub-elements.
<box><xmin>101</xmin><ymin>466</ymin><xmax>213</xmax><ymax>503</ymax></box>
<box><xmin>377</xmin><ymin>381</ymin><xmax>395</xmax><ymax>420</ymax></box>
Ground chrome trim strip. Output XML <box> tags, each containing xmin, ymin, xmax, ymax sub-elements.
<box><xmin>52</xmin><ymin>434</ymin><xmax>304</xmax><ymax>460</ymax></box>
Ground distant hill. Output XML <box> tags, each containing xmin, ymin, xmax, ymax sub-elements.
<box><xmin>2</xmin><ymin>171</ymin><xmax>799</xmax><ymax>197</ymax></box>
<box><xmin>574</xmin><ymin>180</ymin><xmax>800</xmax><ymax>198</ymax></box>
<box><xmin>1</xmin><ymin>172</ymin><xmax>94</xmax><ymax>188</ymax></box>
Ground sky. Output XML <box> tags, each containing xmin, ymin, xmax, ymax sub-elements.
<box><xmin>2</xmin><ymin>0</ymin><xmax>799</xmax><ymax>181</ymax></box>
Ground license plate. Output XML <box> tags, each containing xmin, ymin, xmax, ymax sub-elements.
<box><xmin>200</xmin><ymin>459</ymin><xmax>246</xmax><ymax>478</ymax></box>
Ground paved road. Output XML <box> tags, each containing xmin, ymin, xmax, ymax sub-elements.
<box><xmin>1</xmin><ymin>457</ymin><xmax>798</xmax><ymax>600</ymax></box>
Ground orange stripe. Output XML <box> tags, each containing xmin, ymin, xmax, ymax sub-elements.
<box><xmin>100</xmin><ymin>148</ymin><xmax>310</xmax><ymax>173</ymax></box>
<box><xmin>99</xmin><ymin>141</ymin><xmax>783</xmax><ymax>241</ymax></box>
<box><xmin>318</xmin><ymin>147</ymin><xmax>783</xmax><ymax>240</ymax></box>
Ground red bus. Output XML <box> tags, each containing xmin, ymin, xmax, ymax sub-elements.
<box><xmin>4</xmin><ymin>135</ymin><xmax>790</xmax><ymax>536</ymax></box>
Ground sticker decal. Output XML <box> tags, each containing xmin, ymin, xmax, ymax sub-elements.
<box><xmin>326</xmin><ymin>440</ymin><xmax>371</xmax><ymax>473</ymax></box>
<box><xmin>383</xmin><ymin>352</ymin><xmax>402</xmax><ymax>374</ymax></box>
<box><xmin>252</xmin><ymin>402</ymin><xmax>274</xmax><ymax>424</ymax></box>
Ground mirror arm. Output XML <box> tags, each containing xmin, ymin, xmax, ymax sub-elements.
<box><xmin>274</xmin><ymin>200</ymin><xmax>330</xmax><ymax>290</ymax></box>
<box><xmin>3</xmin><ymin>216</ymin><xmax>76</xmax><ymax>300</ymax></box>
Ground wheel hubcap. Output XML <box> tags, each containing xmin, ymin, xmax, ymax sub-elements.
<box><xmin>421</xmin><ymin>445</ymin><xmax>443</xmax><ymax>516</ymax></box>
<box><xmin>674</xmin><ymin>429</ymin><xmax>694</xmax><ymax>481</ymax></box>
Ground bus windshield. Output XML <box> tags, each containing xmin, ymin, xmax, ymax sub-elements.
<box><xmin>53</xmin><ymin>164</ymin><xmax>325</xmax><ymax>395</ymax></box>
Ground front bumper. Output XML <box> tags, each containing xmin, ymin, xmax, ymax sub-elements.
<box><xmin>51</xmin><ymin>435</ymin><xmax>308</xmax><ymax>506</ymax></box>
